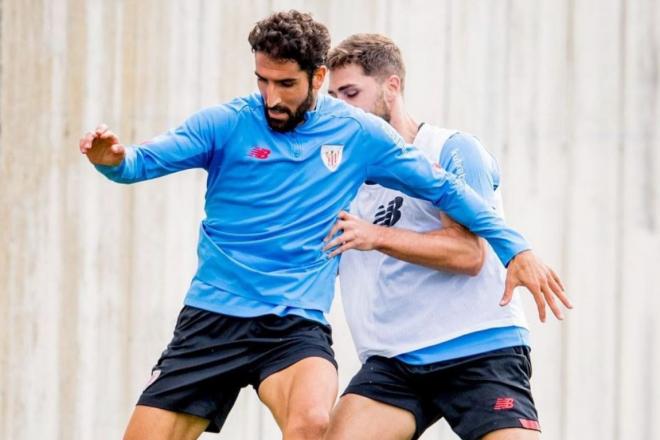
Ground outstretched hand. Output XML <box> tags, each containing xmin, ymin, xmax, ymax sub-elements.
<box><xmin>79</xmin><ymin>123</ymin><xmax>125</xmax><ymax>166</ymax></box>
<box><xmin>501</xmin><ymin>250</ymin><xmax>572</xmax><ymax>322</ymax></box>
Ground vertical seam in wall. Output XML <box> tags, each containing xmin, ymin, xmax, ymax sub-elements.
<box><xmin>531</xmin><ymin>3</ymin><xmax>540</xmax><ymax>195</ymax></box>
<box><xmin>123</xmin><ymin>0</ymin><xmax>137</xmax><ymax>408</ymax></box>
<box><xmin>0</xmin><ymin>4</ymin><xmax>5</xmax><ymax>438</ymax></box>
<box><xmin>442</xmin><ymin>0</ymin><xmax>452</xmax><ymax>124</ymax></box>
<box><xmin>644</xmin><ymin>4</ymin><xmax>658</xmax><ymax>438</ymax></box>
<box><xmin>384</xmin><ymin>0</ymin><xmax>392</xmax><ymax>36</ymax></box>
<box><xmin>560</xmin><ymin>0</ymin><xmax>575</xmax><ymax>437</ymax></box>
<box><xmin>197</xmin><ymin>1</ymin><xmax>204</xmax><ymax>109</ymax></box>
<box><xmin>644</xmin><ymin>0</ymin><xmax>658</xmax><ymax>233</ymax></box>
<box><xmin>613</xmin><ymin>0</ymin><xmax>627</xmax><ymax>438</ymax></box>
<box><xmin>0</xmin><ymin>0</ymin><xmax>3</xmax><ymax>151</ymax></box>
<box><xmin>502</xmin><ymin>1</ymin><xmax>511</xmax><ymax>168</ymax></box>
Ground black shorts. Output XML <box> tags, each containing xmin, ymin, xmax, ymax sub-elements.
<box><xmin>344</xmin><ymin>346</ymin><xmax>540</xmax><ymax>440</ymax></box>
<box><xmin>137</xmin><ymin>306</ymin><xmax>336</xmax><ymax>433</ymax></box>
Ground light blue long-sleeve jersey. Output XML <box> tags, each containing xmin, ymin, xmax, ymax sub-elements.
<box><xmin>96</xmin><ymin>93</ymin><xmax>530</xmax><ymax>314</ymax></box>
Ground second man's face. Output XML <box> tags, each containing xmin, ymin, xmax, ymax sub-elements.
<box><xmin>328</xmin><ymin>64</ymin><xmax>390</xmax><ymax>122</ymax></box>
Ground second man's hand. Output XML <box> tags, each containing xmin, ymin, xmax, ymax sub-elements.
<box><xmin>323</xmin><ymin>210</ymin><xmax>382</xmax><ymax>258</ymax></box>
<box><xmin>325</xmin><ymin>212</ymin><xmax>573</xmax><ymax>323</ymax></box>
<box><xmin>79</xmin><ymin>123</ymin><xmax>126</xmax><ymax>166</ymax></box>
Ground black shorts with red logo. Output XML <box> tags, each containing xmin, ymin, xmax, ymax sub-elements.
<box><xmin>137</xmin><ymin>306</ymin><xmax>336</xmax><ymax>433</ymax></box>
<box><xmin>343</xmin><ymin>346</ymin><xmax>540</xmax><ymax>440</ymax></box>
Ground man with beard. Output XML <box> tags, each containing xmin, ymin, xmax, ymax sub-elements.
<box><xmin>79</xmin><ymin>11</ymin><xmax>569</xmax><ymax>440</ymax></box>
<box><xmin>325</xmin><ymin>34</ymin><xmax>558</xmax><ymax>440</ymax></box>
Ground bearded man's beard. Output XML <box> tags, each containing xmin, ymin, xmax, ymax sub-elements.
<box><xmin>265</xmin><ymin>87</ymin><xmax>315</xmax><ymax>133</ymax></box>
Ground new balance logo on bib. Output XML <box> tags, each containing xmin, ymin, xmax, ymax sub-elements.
<box><xmin>373</xmin><ymin>196</ymin><xmax>403</xmax><ymax>227</ymax></box>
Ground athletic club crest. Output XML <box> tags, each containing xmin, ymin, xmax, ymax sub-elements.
<box><xmin>321</xmin><ymin>144</ymin><xmax>343</xmax><ymax>172</ymax></box>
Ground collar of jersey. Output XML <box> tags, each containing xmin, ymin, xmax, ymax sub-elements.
<box><xmin>293</xmin><ymin>93</ymin><xmax>326</xmax><ymax>132</ymax></box>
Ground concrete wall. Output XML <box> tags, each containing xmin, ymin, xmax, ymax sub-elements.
<box><xmin>1</xmin><ymin>1</ymin><xmax>658</xmax><ymax>438</ymax></box>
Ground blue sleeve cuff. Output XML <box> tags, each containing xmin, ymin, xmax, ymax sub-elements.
<box><xmin>500</xmin><ymin>244</ymin><xmax>532</xmax><ymax>267</ymax></box>
<box><xmin>93</xmin><ymin>147</ymin><xmax>135</xmax><ymax>183</ymax></box>
<box><xmin>472</xmin><ymin>220</ymin><xmax>532</xmax><ymax>267</ymax></box>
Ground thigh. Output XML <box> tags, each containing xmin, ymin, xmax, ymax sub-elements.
<box><xmin>251</xmin><ymin>314</ymin><xmax>339</xmax><ymax>425</ymax></box>
<box><xmin>136</xmin><ymin>306</ymin><xmax>247</xmax><ymax>433</ymax></box>
<box><xmin>123</xmin><ymin>405</ymin><xmax>209</xmax><ymax>440</ymax></box>
<box><xmin>339</xmin><ymin>356</ymin><xmax>434</xmax><ymax>439</ymax></box>
<box><xmin>326</xmin><ymin>393</ymin><xmax>416</xmax><ymax>440</ymax></box>
<box><xmin>257</xmin><ymin>356</ymin><xmax>338</xmax><ymax>437</ymax></box>
<box><xmin>430</xmin><ymin>346</ymin><xmax>541</xmax><ymax>440</ymax></box>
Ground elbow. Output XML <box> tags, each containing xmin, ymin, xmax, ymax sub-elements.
<box><xmin>435</xmin><ymin>250</ymin><xmax>484</xmax><ymax>276</ymax></box>
<box><xmin>461</xmin><ymin>259</ymin><xmax>481</xmax><ymax>277</ymax></box>
<box><xmin>465</xmin><ymin>259</ymin><xmax>483</xmax><ymax>277</ymax></box>
<box><xmin>464</xmin><ymin>245</ymin><xmax>486</xmax><ymax>276</ymax></box>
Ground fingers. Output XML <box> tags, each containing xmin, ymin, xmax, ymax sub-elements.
<box><xmin>542</xmin><ymin>281</ymin><xmax>562</xmax><ymax>320</ymax></box>
<box><xmin>500</xmin><ymin>274</ymin><xmax>516</xmax><ymax>307</ymax></box>
<box><xmin>324</xmin><ymin>214</ymin><xmax>355</xmax><ymax>255</ymax></box>
<box><xmin>324</xmin><ymin>224</ymin><xmax>356</xmax><ymax>251</ymax></box>
<box><xmin>111</xmin><ymin>143</ymin><xmax>125</xmax><ymax>155</ymax></box>
<box><xmin>323</xmin><ymin>219</ymin><xmax>345</xmax><ymax>245</ymax></box>
<box><xmin>79</xmin><ymin>131</ymin><xmax>96</xmax><ymax>153</ymax></box>
<box><xmin>531</xmin><ymin>283</ymin><xmax>547</xmax><ymax>323</ymax></box>
<box><xmin>324</xmin><ymin>211</ymin><xmax>350</xmax><ymax>241</ymax></box>
<box><xmin>323</xmin><ymin>211</ymin><xmax>354</xmax><ymax>244</ymax></box>
<box><xmin>79</xmin><ymin>123</ymin><xmax>113</xmax><ymax>154</ymax></box>
<box><xmin>547</xmin><ymin>273</ymin><xmax>572</xmax><ymax>309</ymax></box>
<box><xmin>502</xmin><ymin>274</ymin><xmax>548</xmax><ymax>322</ymax></box>
<box><xmin>98</xmin><ymin>129</ymin><xmax>120</xmax><ymax>147</ymax></box>
<box><xmin>95</xmin><ymin>123</ymin><xmax>108</xmax><ymax>134</ymax></box>
<box><xmin>549</xmin><ymin>266</ymin><xmax>566</xmax><ymax>292</ymax></box>
<box><xmin>505</xmin><ymin>254</ymin><xmax>571</xmax><ymax>323</ymax></box>
<box><xmin>327</xmin><ymin>239</ymin><xmax>355</xmax><ymax>258</ymax></box>
<box><xmin>324</xmin><ymin>232</ymin><xmax>347</xmax><ymax>251</ymax></box>
<box><xmin>338</xmin><ymin>210</ymin><xmax>351</xmax><ymax>220</ymax></box>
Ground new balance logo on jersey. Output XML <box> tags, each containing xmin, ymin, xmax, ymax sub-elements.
<box><xmin>249</xmin><ymin>146</ymin><xmax>271</xmax><ymax>159</ymax></box>
<box><xmin>373</xmin><ymin>197</ymin><xmax>403</xmax><ymax>227</ymax></box>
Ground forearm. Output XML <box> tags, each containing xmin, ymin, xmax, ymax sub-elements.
<box><xmin>94</xmin><ymin>144</ymin><xmax>183</xmax><ymax>184</ymax></box>
<box><xmin>92</xmin><ymin>108</ymin><xmax>224</xmax><ymax>184</ymax></box>
<box><xmin>368</xmin><ymin>154</ymin><xmax>530</xmax><ymax>265</ymax></box>
<box><xmin>374</xmin><ymin>226</ymin><xmax>485</xmax><ymax>275</ymax></box>
<box><xmin>95</xmin><ymin>133</ymin><xmax>211</xmax><ymax>184</ymax></box>
<box><xmin>435</xmin><ymin>177</ymin><xmax>530</xmax><ymax>265</ymax></box>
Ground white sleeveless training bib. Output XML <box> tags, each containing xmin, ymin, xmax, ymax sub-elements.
<box><xmin>339</xmin><ymin>124</ymin><xmax>528</xmax><ymax>363</ymax></box>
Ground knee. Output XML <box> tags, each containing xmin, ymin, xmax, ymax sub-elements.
<box><xmin>284</xmin><ymin>408</ymin><xmax>330</xmax><ymax>440</ymax></box>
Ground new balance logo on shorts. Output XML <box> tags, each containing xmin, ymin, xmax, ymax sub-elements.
<box><xmin>493</xmin><ymin>397</ymin><xmax>515</xmax><ymax>410</ymax></box>
<box><xmin>373</xmin><ymin>196</ymin><xmax>403</xmax><ymax>227</ymax></box>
